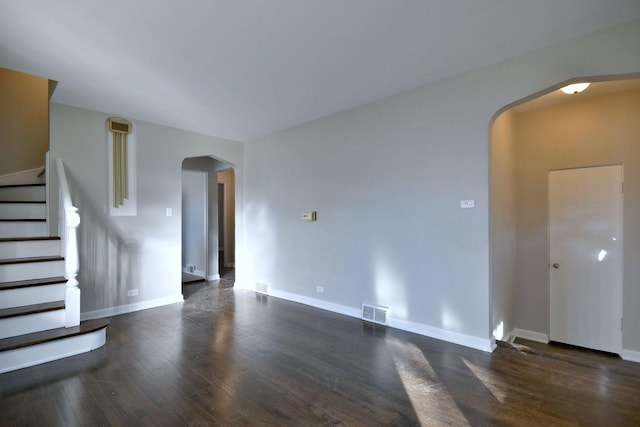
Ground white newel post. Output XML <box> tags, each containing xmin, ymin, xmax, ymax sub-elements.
<box><xmin>56</xmin><ymin>159</ymin><xmax>81</xmax><ymax>328</ymax></box>
<box><xmin>64</xmin><ymin>207</ymin><xmax>80</xmax><ymax>327</ymax></box>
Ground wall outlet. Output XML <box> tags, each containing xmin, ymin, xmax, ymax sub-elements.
<box><xmin>316</xmin><ymin>286</ymin><xmax>324</xmax><ymax>293</ymax></box>
<box><xmin>186</xmin><ymin>264</ymin><xmax>196</xmax><ymax>273</ymax></box>
<box><xmin>127</xmin><ymin>289</ymin><xmax>139</xmax><ymax>297</ymax></box>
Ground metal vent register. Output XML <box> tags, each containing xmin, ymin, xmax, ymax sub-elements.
<box><xmin>361</xmin><ymin>303</ymin><xmax>389</xmax><ymax>326</ymax></box>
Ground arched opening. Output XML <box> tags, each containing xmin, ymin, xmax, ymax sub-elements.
<box><xmin>181</xmin><ymin>156</ymin><xmax>236</xmax><ymax>289</ymax></box>
<box><xmin>489</xmin><ymin>75</ymin><xmax>640</xmax><ymax>358</ymax></box>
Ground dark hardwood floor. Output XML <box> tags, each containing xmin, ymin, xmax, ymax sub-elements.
<box><xmin>2</xmin><ymin>271</ymin><xmax>640</xmax><ymax>426</ymax></box>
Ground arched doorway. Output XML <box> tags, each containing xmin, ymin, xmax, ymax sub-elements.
<box><xmin>181</xmin><ymin>156</ymin><xmax>236</xmax><ymax>286</ymax></box>
<box><xmin>489</xmin><ymin>76</ymin><xmax>640</xmax><ymax>358</ymax></box>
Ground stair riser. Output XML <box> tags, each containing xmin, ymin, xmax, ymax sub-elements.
<box><xmin>0</xmin><ymin>328</ymin><xmax>106</xmax><ymax>374</ymax></box>
<box><xmin>0</xmin><ymin>261</ymin><xmax>65</xmax><ymax>282</ymax></box>
<box><xmin>0</xmin><ymin>221</ymin><xmax>48</xmax><ymax>238</ymax></box>
<box><xmin>0</xmin><ymin>203</ymin><xmax>46</xmax><ymax>219</ymax></box>
<box><xmin>0</xmin><ymin>240</ymin><xmax>61</xmax><ymax>258</ymax></box>
<box><xmin>0</xmin><ymin>284</ymin><xmax>67</xmax><ymax>310</ymax></box>
<box><xmin>0</xmin><ymin>186</ymin><xmax>45</xmax><ymax>202</ymax></box>
<box><xmin>0</xmin><ymin>309</ymin><xmax>65</xmax><ymax>339</ymax></box>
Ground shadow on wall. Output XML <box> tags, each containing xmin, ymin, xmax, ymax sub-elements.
<box><xmin>66</xmin><ymin>171</ymin><xmax>140</xmax><ymax>313</ymax></box>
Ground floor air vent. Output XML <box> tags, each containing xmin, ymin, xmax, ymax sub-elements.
<box><xmin>255</xmin><ymin>282</ymin><xmax>269</xmax><ymax>295</ymax></box>
<box><xmin>362</xmin><ymin>303</ymin><xmax>389</xmax><ymax>326</ymax></box>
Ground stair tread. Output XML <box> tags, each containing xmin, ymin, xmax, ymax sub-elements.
<box><xmin>0</xmin><ymin>318</ymin><xmax>109</xmax><ymax>352</ymax></box>
<box><xmin>0</xmin><ymin>183</ymin><xmax>46</xmax><ymax>188</ymax></box>
<box><xmin>0</xmin><ymin>276</ymin><xmax>67</xmax><ymax>290</ymax></box>
<box><xmin>0</xmin><ymin>300</ymin><xmax>65</xmax><ymax>320</ymax></box>
<box><xmin>0</xmin><ymin>200</ymin><xmax>46</xmax><ymax>204</ymax></box>
<box><xmin>0</xmin><ymin>255</ymin><xmax>64</xmax><ymax>265</ymax></box>
<box><xmin>0</xmin><ymin>236</ymin><xmax>60</xmax><ymax>243</ymax></box>
<box><xmin>0</xmin><ymin>218</ymin><xmax>46</xmax><ymax>222</ymax></box>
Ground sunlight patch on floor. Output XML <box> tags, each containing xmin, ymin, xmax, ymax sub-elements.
<box><xmin>388</xmin><ymin>339</ymin><xmax>469</xmax><ymax>426</ymax></box>
<box><xmin>462</xmin><ymin>357</ymin><xmax>508</xmax><ymax>404</ymax></box>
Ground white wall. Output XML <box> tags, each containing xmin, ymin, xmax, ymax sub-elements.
<box><xmin>50</xmin><ymin>103</ymin><xmax>243</xmax><ymax>317</ymax></box>
<box><xmin>489</xmin><ymin>111</ymin><xmax>517</xmax><ymax>341</ymax></box>
<box><xmin>182</xmin><ymin>170</ymin><xmax>207</xmax><ymax>277</ymax></box>
<box><xmin>242</xmin><ymin>19</ymin><xmax>640</xmax><ymax>351</ymax></box>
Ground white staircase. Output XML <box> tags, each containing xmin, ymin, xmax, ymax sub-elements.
<box><xmin>0</xmin><ymin>175</ymin><xmax>108</xmax><ymax>374</ymax></box>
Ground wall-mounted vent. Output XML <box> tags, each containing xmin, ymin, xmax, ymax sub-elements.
<box><xmin>362</xmin><ymin>303</ymin><xmax>389</xmax><ymax>326</ymax></box>
<box><xmin>108</xmin><ymin>118</ymin><xmax>132</xmax><ymax>134</ymax></box>
<box><xmin>255</xmin><ymin>282</ymin><xmax>269</xmax><ymax>295</ymax></box>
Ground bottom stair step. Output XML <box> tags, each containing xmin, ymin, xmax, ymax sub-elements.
<box><xmin>0</xmin><ymin>319</ymin><xmax>109</xmax><ymax>374</ymax></box>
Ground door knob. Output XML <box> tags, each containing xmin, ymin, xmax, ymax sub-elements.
<box><xmin>552</xmin><ymin>263</ymin><xmax>560</xmax><ymax>269</ymax></box>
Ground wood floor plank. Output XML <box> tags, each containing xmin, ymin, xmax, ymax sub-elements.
<box><xmin>2</xmin><ymin>271</ymin><xmax>640</xmax><ymax>426</ymax></box>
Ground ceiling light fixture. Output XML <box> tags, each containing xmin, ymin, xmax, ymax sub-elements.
<box><xmin>560</xmin><ymin>82</ymin><xmax>590</xmax><ymax>94</ymax></box>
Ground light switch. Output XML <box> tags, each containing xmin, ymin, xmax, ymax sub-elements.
<box><xmin>166</xmin><ymin>207</ymin><xmax>173</xmax><ymax>217</ymax></box>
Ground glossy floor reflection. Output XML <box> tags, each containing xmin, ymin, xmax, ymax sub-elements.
<box><xmin>2</xmin><ymin>274</ymin><xmax>640</xmax><ymax>425</ymax></box>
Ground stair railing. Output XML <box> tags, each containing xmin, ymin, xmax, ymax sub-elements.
<box><xmin>56</xmin><ymin>158</ymin><xmax>81</xmax><ymax>327</ymax></box>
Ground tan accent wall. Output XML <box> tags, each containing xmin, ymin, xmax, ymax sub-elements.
<box><xmin>490</xmin><ymin>110</ymin><xmax>517</xmax><ymax>340</ymax></box>
<box><xmin>217</xmin><ymin>169</ymin><xmax>235</xmax><ymax>266</ymax></box>
<box><xmin>514</xmin><ymin>89</ymin><xmax>640</xmax><ymax>344</ymax></box>
<box><xmin>0</xmin><ymin>67</ymin><xmax>49</xmax><ymax>175</ymax></box>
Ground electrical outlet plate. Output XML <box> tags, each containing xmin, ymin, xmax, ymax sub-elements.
<box><xmin>316</xmin><ymin>286</ymin><xmax>324</xmax><ymax>293</ymax></box>
<box><xmin>460</xmin><ymin>200</ymin><xmax>475</xmax><ymax>209</ymax></box>
<box><xmin>127</xmin><ymin>289</ymin><xmax>139</xmax><ymax>297</ymax></box>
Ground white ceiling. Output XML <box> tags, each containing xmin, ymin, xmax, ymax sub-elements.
<box><xmin>1</xmin><ymin>1</ymin><xmax>639</xmax><ymax>141</ymax></box>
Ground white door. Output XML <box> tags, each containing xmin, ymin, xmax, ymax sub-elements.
<box><xmin>549</xmin><ymin>165</ymin><xmax>623</xmax><ymax>354</ymax></box>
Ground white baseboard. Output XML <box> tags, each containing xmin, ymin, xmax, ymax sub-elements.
<box><xmin>622</xmin><ymin>349</ymin><xmax>640</xmax><ymax>363</ymax></box>
<box><xmin>512</xmin><ymin>328</ymin><xmax>549</xmax><ymax>344</ymax></box>
<box><xmin>81</xmin><ymin>294</ymin><xmax>184</xmax><ymax>320</ymax></box>
<box><xmin>389</xmin><ymin>317</ymin><xmax>494</xmax><ymax>352</ymax></box>
<box><xmin>267</xmin><ymin>288</ymin><xmax>361</xmax><ymax>319</ymax></box>
<box><xmin>182</xmin><ymin>267</ymin><xmax>205</xmax><ymax>277</ymax></box>
<box><xmin>259</xmin><ymin>288</ymin><xmax>493</xmax><ymax>353</ymax></box>
<box><xmin>207</xmin><ymin>274</ymin><xmax>220</xmax><ymax>281</ymax></box>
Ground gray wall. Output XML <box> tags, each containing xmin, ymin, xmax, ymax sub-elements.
<box><xmin>514</xmin><ymin>88</ymin><xmax>640</xmax><ymax>350</ymax></box>
<box><xmin>489</xmin><ymin>111</ymin><xmax>517</xmax><ymax>341</ymax></box>
<box><xmin>50</xmin><ymin>103</ymin><xmax>243</xmax><ymax>316</ymax></box>
<box><xmin>181</xmin><ymin>169</ymin><xmax>207</xmax><ymax>277</ymax></box>
<box><xmin>242</xmin><ymin>19</ymin><xmax>640</xmax><ymax>349</ymax></box>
